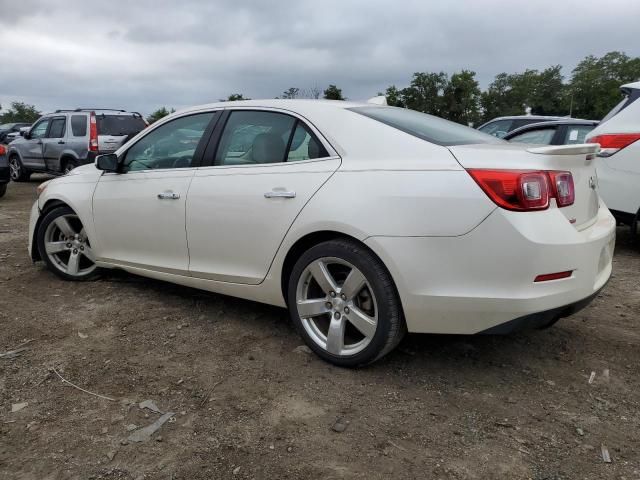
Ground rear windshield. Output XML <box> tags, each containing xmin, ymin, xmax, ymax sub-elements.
<box><xmin>349</xmin><ymin>106</ymin><xmax>504</xmax><ymax>146</ymax></box>
<box><xmin>96</xmin><ymin>115</ymin><xmax>146</xmax><ymax>136</ymax></box>
<box><xmin>601</xmin><ymin>89</ymin><xmax>640</xmax><ymax>123</ymax></box>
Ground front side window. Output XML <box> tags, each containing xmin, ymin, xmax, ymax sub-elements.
<box><xmin>123</xmin><ymin>113</ymin><xmax>214</xmax><ymax>172</ymax></box>
<box><xmin>47</xmin><ymin>117</ymin><xmax>66</xmax><ymax>139</ymax></box>
<box><xmin>71</xmin><ymin>115</ymin><xmax>87</xmax><ymax>137</ymax></box>
<box><xmin>508</xmin><ymin>128</ymin><xmax>556</xmax><ymax>145</ymax></box>
<box><xmin>30</xmin><ymin>119</ymin><xmax>50</xmax><ymax>139</ymax></box>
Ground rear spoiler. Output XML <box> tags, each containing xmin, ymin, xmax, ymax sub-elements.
<box><xmin>527</xmin><ymin>143</ymin><xmax>600</xmax><ymax>156</ymax></box>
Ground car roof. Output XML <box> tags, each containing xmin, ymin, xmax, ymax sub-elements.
<box><xmin>504</xmin><ymin>119</ymin><xmax>598</xmax><ymax>139</ymax></box>
<box><xmin>176</xmin><ymin>99</ymin><xmax>369</xmax><ymax>115</ymax></box>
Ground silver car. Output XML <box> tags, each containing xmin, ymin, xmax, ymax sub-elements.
<box><xmin>7</xmin><ymin>109</ymin><xmax>147</xmax><ymax>180</ymax></box>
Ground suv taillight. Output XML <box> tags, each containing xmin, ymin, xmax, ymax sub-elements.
<box><xmin>467</xmin><ymin>169</ymin><xmax>574</xmax><ymax>212</ymax></box>
<box><xmin>0</xmin><ymin>145</ymin><xmax>6</xmax><ymax>156</ymax></box>
<box><xmin>89</xmin><ymin>112</ymin><xmax>98</xmax><ymax>152</ymax></box>
<box><xmin>589</xmin><ymin>133</ymin><xmax>640</xmax><ymax>157</ymax></box>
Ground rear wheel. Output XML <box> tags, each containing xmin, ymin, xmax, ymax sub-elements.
<box><xmin>36</xmin><ymin>206</ymin><xmax>98</xmax><ymax>281</ymax></box>
<box><xmin>9</xmin><ymin>155</ymin><xmax>30</xmax><ymax>182</ymax></box>
<box><xmin>62</xmin><ymin>158</ymin><xmax>78</xmax><ymax>175</ymax></box>
<box><xmin>287</xmin><ymin>239</ymin><xmax>405</xmax><ymax>367</ymax></box>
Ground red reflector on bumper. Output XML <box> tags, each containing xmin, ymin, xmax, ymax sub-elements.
<box><xmin>534</xmin><ymin>271</ymin><xmax>573</xmax><ymax>282</ymax></box>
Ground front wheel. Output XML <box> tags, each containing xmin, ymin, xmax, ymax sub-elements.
<box><xmin>9</xmin><ymin>155</ymin><xmax>30</xmax><ymax>182</ymax></box>
<box><xmin>287</xmin><ymin>239</ymin><xmax>405</xmax><ymax>367</ymax></box>
<box><xmin>36</xmin><ymin>206</ymin><xmax>99</xmax><ymax>281</ymax></box>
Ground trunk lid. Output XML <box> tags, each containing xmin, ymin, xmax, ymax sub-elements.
<box><xmin>448</xmin><ymin>143</ymin><xmax>601</xmax><ymax>229</ymax></box>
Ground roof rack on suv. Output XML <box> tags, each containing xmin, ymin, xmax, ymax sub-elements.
<box><xmin>53</xmin><ymin>108</ymin><xmax>128</xmax><ymax>113</ymax></box>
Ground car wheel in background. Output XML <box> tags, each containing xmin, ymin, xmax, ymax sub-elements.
<box><xmin>36</xmin><ymin>206</ymin><xmax>99</xmax><ymax>281</ymax></box>
<box><xmin>287</xmin><ymin>239</ymin><xmax>405</xmax><ymax>367</ymax></box>
<box><xmin>0</xmin><ymin>183</ymin><xmax>6</xmax><ymax>198</ymax></box>
<box><xmin>9</xmin><ymin>155</ymin><xmax>30</xmax><ymax>182</ymax></box>
<box><xmin>62</xmin><ymin>159</ymin><xmax>78</xmax><ymax>175</ymax></box>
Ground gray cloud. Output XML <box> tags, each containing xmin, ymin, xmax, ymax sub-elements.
<box><xmin>0</xmin><ymin>0</ymin><xmax>639</xmax><ymax>116</ymax></box>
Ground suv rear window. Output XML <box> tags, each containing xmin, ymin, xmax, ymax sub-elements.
<box><xmin>350</xmin><ymin>106</ymin><xmax>503</xmax><ymax>146</ymax></box>
<box><xmin>601</xmin><ymin>89</ymin><xmax>640</xmax><ymax>123</ymax></box>
<box><xmin>96</xmin><ymin>115</ymin><xmax>146</xmax><ymax>136</ymax></box>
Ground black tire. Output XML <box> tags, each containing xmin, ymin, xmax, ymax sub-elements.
<box><xmin>62</xmin><ymin>158</ymin><xmax>78</xmax><ymax>175</ymax></box>
<box><xmin>632</xmin><ymin>208</ymin><xmax>639</xmax><ymax>247</ymax></box>
<box><xmin>9</xmin><ymin>155</ymin><xmax>30</xmax><ymax>182</ymax></box>
<box><xmin>36</xmin><ymin>206</ymin><xmax>100</xmax><ymax>281</ymax></box>
<box><xmin>0</xmin><ymin>183</ymin><xmax>7</xmax><ymax>198</ymax></box>
<box><xmin>287</xmin><ymin>239</ymin><xmax>406</xmax><ymax>367</ymax></box>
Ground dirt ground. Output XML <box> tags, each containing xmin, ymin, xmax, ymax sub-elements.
<box><xmin>0</xmin><ymin>177</ymin><xmax>638</xmax><ymax>480</ymax></box>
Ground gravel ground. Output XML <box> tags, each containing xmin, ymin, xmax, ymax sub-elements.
<box><xmin>0</xmin><ymin>178</ymin><xmax>638</xmax><ymax>480</ymax></box>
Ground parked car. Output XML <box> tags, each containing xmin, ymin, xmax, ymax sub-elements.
<box><xmin>504</xmin><ymin>119</ymin><xmax>599</xmax><ymax>145</ymax></box>
<box><xmin>478</xmin><ymin>115</ymin><xmax>566</xmax><ymax>138</ymax></box>
<box><xmin>7</xmin><ymin>109</ymin><xmax>147</xmax><ymax>180</ymax></box>
<box><xmin>0</xmin><ymin>144</ymin><xmax>9</xmax><ymax>197</ymax></box>
<box><xmin>0</xmin><ymin>122</ymin><xmax>32</xmax><ymax>144</ymax></box>
<box><xmin>587</xmin><ymin>81</ymin><xmax>640</xmax><ymax>242</ymax></box>
<box><xmin>4</xmin><ymin>126</ymin><xmax>31</xmax><ymax>144</ymax></box>
<box><xmin>28</xmin><ymin>100</ymin><xmax>615</xmax><ymax>366</ymax></box>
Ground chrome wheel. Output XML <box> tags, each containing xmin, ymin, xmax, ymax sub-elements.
<box><xmin>296</xmin><ymin>257</ymin><xmax>378</xmax><ymax>356</ymax></box>
<box><xmin>43</xmin><ymin>214</ymin><xmax>96</xmax><ymax>276</ymax></box>
<box><xmin>9</xmin><ymin>157</ymin><xmax>21</xmax><ymax>180</ymax></box>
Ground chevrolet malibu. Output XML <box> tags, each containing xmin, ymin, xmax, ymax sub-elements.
<box><xmin>29</xmin><ymin>99</ymin><xmax>616</xmax><ymax>366</ymax></box>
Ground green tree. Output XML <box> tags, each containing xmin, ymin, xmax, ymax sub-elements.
<box><xmin>0</xmin><ymin>101</ymin><xmax>41</xmax><ymax>123</ymax></box>
<box><xmin>281</xmin><ymin>88</ymin><xmax>300</xmax><ymax>99</ymax></box>
<box><xmin>146</xmin><ymin>107</ymin><xmax>175</xmax><ymax>124</ymax></box>
<box><xmin>569</xmin><ymin>51</ymin><xmax>640</xmax><ymax>119</ymax></box>
<box><xmin>480</xmin><ymin>67</ymin><xmax>567</xmax><ymax>122</ymax></box>
<box><xmin>442</xmin><ymin>70</ymin><xmax>481</xmax><ymax>125</ymax></box>
<box><xmin>323</xmin><ymin>85</ymin><xmax>345</xmax><ymax>100</ymax></box>
<box><xmin>225</xmin><ymin>93</ymin><xmax>249</xmax><ymax>101</ymax></box>
<box><xmin>401</xmin><ymin>72</ymin><xmax>448</xmax><ymax>116</ymax></box>
<box><xmin>383</xmin><ymin>85</ymin><xmax>405</xmax><ymax>107</ymax></box>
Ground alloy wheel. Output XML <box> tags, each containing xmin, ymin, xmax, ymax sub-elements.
<box><xmin>43</xmin><ymin>214</ymin><xmax>96</xmax><ymax>276</ymax></box>
<box><xmin>9</xmin><ymin>158</ymin><xmax>21</xmax><ymax>180</ymax></box>
<box><xmin>295</xmin><ymin>257</ymin><xmax>378</xmax><ymax>356</ymax></box>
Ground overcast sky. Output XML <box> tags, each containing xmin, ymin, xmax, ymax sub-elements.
<box><xmin>1</xmin><ymin>0</ymin><xmax>639</xmax><ymax>116</ymax></box>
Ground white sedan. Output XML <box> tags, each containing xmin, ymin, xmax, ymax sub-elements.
<box><xmin>29</xmin><ymin>99</ymin><xmax>616</xmax><ymax>366</ymax></box>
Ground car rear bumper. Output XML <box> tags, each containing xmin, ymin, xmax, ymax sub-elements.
<box><xmin>365</xmin><ymin>204</ymin><xmax>616</xmax><ymax>334</ymax></box>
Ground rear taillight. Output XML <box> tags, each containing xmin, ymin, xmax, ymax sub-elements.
<box><xmin>0</xmin><ymin>145</ymin><xmax>6</xmax><ymax>155</ymax></box>
<box><xmin>89</xmin><ymin>112</ymin><xmax>98</xmax><ymax>152</ymax></box>
<box><xmin>467</xmin><ymin>169</ymin><xmax>574</xmax><ymax>212</ymax></box>
<box><xmin>548</xmin><ymin>171</ymin><xmax>575</xmax><ymax>207</ymax></box>
<box><xmin>589</xmin><ymin>133</ymin><xmax>640</xmax><ymax>157</ymax></box>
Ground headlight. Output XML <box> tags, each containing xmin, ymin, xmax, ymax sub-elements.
<box><xmin>36</xmin><ymin>180</ymin><xmax>51</xmax><ymax>198</ymax></box>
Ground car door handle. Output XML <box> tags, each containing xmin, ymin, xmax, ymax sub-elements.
<box><xmin>157</xmin><ymin>192</ymin><xmax>180</xmax><ymax>200</ymax></box>
<box><xmin>58</xmin><ymin>141</ymin><xmax>65</xmax><ymax>144</ymax></box>
<box><xmin>264</xmin><ymin>190</ymin><xmax>296</xmax><ymax>199</ymax></box>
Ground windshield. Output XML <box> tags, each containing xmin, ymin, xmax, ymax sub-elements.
<box><xmin>349</xmin><ymin>106</ymin><xmax>504</xmax><ymax>146</ymax></box>
<box><xmin>601</xmin><ymin>89</ymin><xmax>640</xmax><ymax>123</ymax></box>
<box><xmin>96</xmin><ymin>115</ymin><xmax>146</xmax><ymax>136</ymax></box>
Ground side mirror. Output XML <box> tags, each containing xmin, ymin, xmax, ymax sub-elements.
<box><xmin>23</xmin><ymin>131</ymin><xmax>31</xmax><ymax>140</ymax></box>
<box><xmin>96</xmin><ymin>153</ymin><xmax>119</xmax><ymax>173</ymax></box>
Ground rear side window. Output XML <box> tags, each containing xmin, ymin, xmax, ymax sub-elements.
<box><xmin>71</xmin><ymin>115</ymin><xmax>87</xmax><ymax>137</ymax></box>
<box><xmin>563</xmin><ymin>125</ymin><xmax>595</xmax><ymax>144</ymax></box>
<box><xmin>287</xmin><ymin>123</ymin><xmax>329</xmax><ymax>161</ymax></box>
<box><xmin>508</xmin><ymin>128</ymin><xmax>556</xmax><ymax>145</ymax></box>
<box><xmin>601</xmin><ymin>89</ymin><xmax>640</xmax><ymax>123</ymax></box>
<box><xmin>47</xmin><ymin>117</ymin><xmax>66</xmax><ymax>138</ymax></box>
<box><xmin>96</xmin><ymin>115</ymin><xmax>146</xmax><ymax>136</ymax></box>
<box><xmin>351</xmin><ymin>106</ymin><xmax>504</xmax><ymax>146</ymax></box>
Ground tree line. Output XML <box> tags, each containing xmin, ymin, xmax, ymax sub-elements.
<box><xmin>2</xmin><ymin>51</ymin><xmax>638</xmax><ymax>126</ymax></box>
